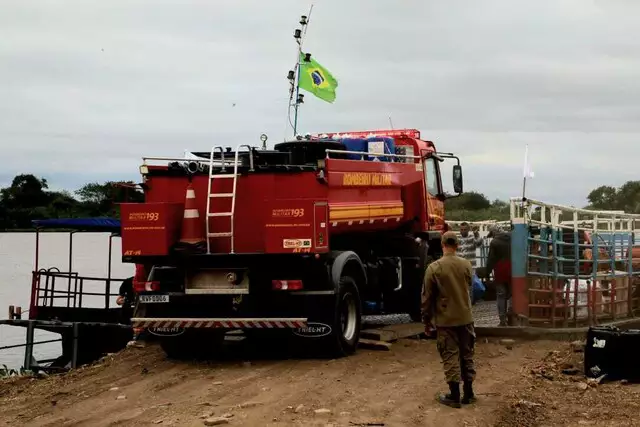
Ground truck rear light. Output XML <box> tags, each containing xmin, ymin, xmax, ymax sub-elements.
<box><xmin>134</xmin><ymin>280</ymin><xmax>160</xmax><ymax>293</ymax></box>
<box><xmin>271</xmin><ymin>280</ymin><xmax>304</xmax><ymax>291</ymax></box>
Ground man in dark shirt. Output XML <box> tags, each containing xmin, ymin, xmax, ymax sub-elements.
<box><xmin>422</xmin><ymin>231</ymin><xmax>477</xmax><ymax>408</ymax></box>
<box><xmin>483</xmin><ymin>226</ymin><xmax>512</xmax><ymax>326</ymax></box>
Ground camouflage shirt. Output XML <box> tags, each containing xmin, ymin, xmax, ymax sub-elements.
<box><xmin>421</xmin><ymin>253</ymin><xmax>474</xmax><ymax>327</ymax></box>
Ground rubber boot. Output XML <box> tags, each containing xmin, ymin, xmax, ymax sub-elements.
<box><xmin>436</xmin><ymin>382</ymin><xmax>461</xmax><ymax>408</ymax></box>
<box><xmin>462</xmin><ymin>381</ymin><xmax>477</xmax><ymax>404</ymax></box>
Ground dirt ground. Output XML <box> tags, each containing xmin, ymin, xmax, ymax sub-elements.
<box><xmin>0</xmin><ymin>337</ymin><xmax>638</xmax><ymax>427</ymax></box>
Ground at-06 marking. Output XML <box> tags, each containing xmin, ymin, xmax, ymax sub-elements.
<box><xmin>292</xmin><ymin>248</ymin><xmax>311</xmax><ymax>253</ymax></box>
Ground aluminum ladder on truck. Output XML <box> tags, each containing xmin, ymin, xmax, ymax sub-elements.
<box><xmin>205</xmin><ymin>145</ymin><xmax>253</xmax><ymax>254</ymax></box>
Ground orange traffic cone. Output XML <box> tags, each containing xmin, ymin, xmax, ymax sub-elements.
<box><xmin>179</xmin><ymin>182</ymin><xmax>205</xmax><ymax>245</ymax></box>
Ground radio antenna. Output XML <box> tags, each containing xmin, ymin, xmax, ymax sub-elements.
<box><xmin>287</xmin><ymin>5</ymin><xmax>314</xmax><ymax>138</ymax></box>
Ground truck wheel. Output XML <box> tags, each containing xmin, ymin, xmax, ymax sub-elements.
<box><xmin>160</xmin><ymin>330</ymin><xmax>225</xmax><ymax>360</ymax></box>
<box><xmin>327</xmin><ymin>276</ymin><xmax>362</xmax><ymax>357</ymax></box>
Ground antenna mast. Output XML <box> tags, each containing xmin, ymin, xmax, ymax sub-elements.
<box><xmin>288</xmin><ymin>5</ymin><xmax>314</xmax><ymax>137</ymax></box>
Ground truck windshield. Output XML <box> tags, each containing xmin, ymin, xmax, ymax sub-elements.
<box><xmin>424</xmin><ymin>157</ymin><xmax>439</xmax><ymax>195</ymax></box>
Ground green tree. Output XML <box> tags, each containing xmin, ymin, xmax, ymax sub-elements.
<box><xmin>0</xmin><ymin>174</ymin><xmax>50</xmax><ymax>210</ymax></box>
<box><xmin>445</xmin><ymin>191</ymin><xmax>492</xmax><ymax>211</ymax></box>
<box><xmin>616</xmin><ymin>181</ymin><xmax>640</xmax><ymax>213</ymax></box>
<box><xmin>587</xmin><ymin>185</ymin><xmax>618</xmax><ymax>210</ymax></box>
<box><xmin>76</xmin><ymin>181</ymin><xmax>143</xmax><ymax>217</ymax></box>
<box><xmin>0</xmin><ymin>196</ymin><xmax>8</xmax><ymax>229</ymax></box>
<box><xmin>445</xmin><ymin>193</ymin><xmax>510</xmax><ymax>222</ymax></box>
<box><xmin>46</xmin><ymin>191</ymin><xmax>81</xmax><ymax>218</ymax></box>
<box><xmin>0</xmin><ymin>175</ymin><xmax>144</xmax><ymax>230</ymax></box>
<box><xmin>0</xmin><ymin>174</ymin><xmax>53</xmax><ymax>228</ymax></box>
<box><xmin>586</xmin><ymin>181</ymin><xmax>640</xmax><ymax>213</ymax></box>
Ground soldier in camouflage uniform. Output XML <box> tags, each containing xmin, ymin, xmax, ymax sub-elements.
<box><xmin>422</xmin><ymin>231</ymin><xmax>477</xmax><ymax>408</ymax></box>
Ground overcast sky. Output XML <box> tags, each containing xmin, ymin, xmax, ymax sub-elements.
<box><xmin>1</xmin><ymin>0</ymin><xmax>639</xmax><ymax>207</ymax></box>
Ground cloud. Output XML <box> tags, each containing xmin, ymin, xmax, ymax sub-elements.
<box><xmin>1</xmin><ymin>0</ymin><xmax>639</xmax><ymax>208</ymax></box>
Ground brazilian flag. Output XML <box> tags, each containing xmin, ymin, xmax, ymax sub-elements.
<box><xmin>298</xmin><ymin>52</ymin><xmax>338</xmax><ymax>103</ymax></box>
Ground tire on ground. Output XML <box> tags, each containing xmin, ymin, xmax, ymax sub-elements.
<box><xmin>321</xmin><ymin>275</ymin><xmax>362</xmax><ymax>357</ymax></box>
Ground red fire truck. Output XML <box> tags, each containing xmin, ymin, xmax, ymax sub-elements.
<box><xmin>121</xmin><ymin>129</ymin><xmax>463</xmax><ymax>358</ymax></box>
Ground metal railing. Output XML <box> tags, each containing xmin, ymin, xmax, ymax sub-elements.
<box><xmin>33</xmin><ymin>269</ymin><xmax>123</xmax><ymax>310</ymax></box>
<box><xmin>511</xmin><ymin>198</ymin><xmax>640</xmax><ymax>327</ymax></box>
<box><xmin>142</xmin><ymin>145</ymin><xmax>256</xmax><ymax>171</ymax></box>
<box><xmin>324</xmin><ymin>148</ymin><xmax>421</xmax><ymax>161</ymax></box>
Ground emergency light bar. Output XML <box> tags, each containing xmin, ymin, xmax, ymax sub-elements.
<box><xmin>315</xmin><ymin>129</ymin><xmax>421</xmax><ymax>139</ymax></box>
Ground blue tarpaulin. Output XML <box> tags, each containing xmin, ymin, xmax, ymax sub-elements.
<box><xmin>31</xmin><ymin>218</ymin><xmax>121</xmax><ymax>233</ymax></box>
<box><xmin>471</xmin><ymin>274</ymin><xmax>486</xmax><ymax>305</ymax></box>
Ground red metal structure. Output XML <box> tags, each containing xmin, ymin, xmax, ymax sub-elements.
<box><xmin>121</xmin><ymin>129</ymin><xmax>463</xmax><ymax>358</ymax></box>
<box><xmin>1</xmin><ymin>218</ymin><xmax>133</xmax><ymax>372</ymax></box>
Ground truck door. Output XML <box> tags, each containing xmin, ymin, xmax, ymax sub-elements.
<box><xmin>423</xmin><ymin>157</ymin><xmax>445</xmax><ymax>230</ymax></box>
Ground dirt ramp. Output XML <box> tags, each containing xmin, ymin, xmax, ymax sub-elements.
<box><xmin>0</xmin><ymin>339</ymin><xmax>562</xmax><ymax>427</ymax></box>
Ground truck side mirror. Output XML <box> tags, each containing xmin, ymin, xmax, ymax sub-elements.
<box><xmin>453</xmin><ymin>165</ymin><xmax>463</xmax><ymax>194</ymax></box>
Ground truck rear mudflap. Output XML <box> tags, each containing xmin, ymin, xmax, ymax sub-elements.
<box><xmin>131</xmin><ymin>317</ymin><xmax>307</xmax><ymax>329</ymax></box>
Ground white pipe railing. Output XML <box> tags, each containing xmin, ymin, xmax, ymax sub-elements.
<box><xmin>509</xmin><ymin>198</ymin><xmax>640</xmax><ymax>233</ymax></box>
<box><xmin>141</xmin><ymin>146</ymin><xmax>256</xmax><ymax>168</ymax></box>
<box><xmin>324</xmin><ymin>149</ymin><xmax>421</xmax><ymax>161</ymax></box>
<box><xmin>447</xmin><ymin>220</ymin><xmax>510</xmax><ymax>233</ymax></box>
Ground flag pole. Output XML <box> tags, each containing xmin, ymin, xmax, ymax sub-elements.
<box><xmin>292</xmin><ymin>5</ymin><xmax>313</xmax><ymax>137</ymax></box>
<box><xmin>292</xmin><ymin>49</ymin><xmax>301</xmax><ymax>136</ymax></box>
<box><xmin>522</xmin><ymin>144</ymin><xmax>529</xmax><ymax>201</ymax></box>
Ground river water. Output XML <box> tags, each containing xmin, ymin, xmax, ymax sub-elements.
<box><xmin>0</xmin><ymin>232</ymin><xmax>131</xmax><ymax>369</ymax></box>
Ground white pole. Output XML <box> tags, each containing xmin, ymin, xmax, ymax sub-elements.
<box><xmin>521</xmin><ymin>144</ymin><xmax>529</xmax><ymax>201</ymax></box>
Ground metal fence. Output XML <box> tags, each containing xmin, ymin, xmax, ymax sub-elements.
<box><xmin>510</xmin><ymin>198</ymin><xmax>640</xmax><ymax>327</ymax></box>
<box><xmin>32</xmin><ymin>268</ymin><xmax>123</xmax><ymax>311</ymax></box>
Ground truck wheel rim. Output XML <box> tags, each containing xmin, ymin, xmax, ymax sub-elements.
<box><xmin>341</xmin><ymin>292</ymin><xmax>357</xmax><ymax>342</ymax></box>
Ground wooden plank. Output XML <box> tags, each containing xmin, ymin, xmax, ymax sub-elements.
<box><xmin>361</xmin><ymin>322</ymin><xmax>424</xmax><ymax>343</ymax></box>
<box><xmin>358</xmin><ymin>338</ymin><xmax>391</xmax><ymax>351</ymax></box>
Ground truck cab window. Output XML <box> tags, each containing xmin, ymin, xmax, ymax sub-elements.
<box><xmin>424</xmin><ymin>157</ymin><xmax>439</xmax><ymax>195</ymax></box>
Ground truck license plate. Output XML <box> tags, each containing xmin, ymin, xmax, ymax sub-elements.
<box><xmin>139</xmin><ymin>294</ymin><xmax>170</xmax><ymax>304</ymax></box>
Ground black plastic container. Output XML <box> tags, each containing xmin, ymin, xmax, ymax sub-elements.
<box><xmin>585</xmin><ymin>326</ymin><xmax>640</xmax><ymax>381</ymax></box>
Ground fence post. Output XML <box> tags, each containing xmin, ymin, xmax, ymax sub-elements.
<box><xmin>627</xmin><ymin>219</ymin><xmax>634</xmax><ymax>317</ymax></box>
<box><xmin>511</xmin><ymin>217</ymin><xmax>529</xmax><ymax>325</ymax></box>
<box><xmin>23</xmin><ymin>321</ymin><xmax>35</xmax><ymax>371</ymax></box>
<box><xmin>591</xmin><ymin>222</ymin><xmax>599</xmax><ymax>325</ymax></box>
<box><xmin>72</xmin><ymin>323</ymin><xmax>79</xmax><ymax>369</ymax></box>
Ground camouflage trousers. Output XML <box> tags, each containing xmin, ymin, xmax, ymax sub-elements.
<box><xmin>436</xmin><ymin>323</ymin><xmax>476</xmax><ymax>383</ymax></box>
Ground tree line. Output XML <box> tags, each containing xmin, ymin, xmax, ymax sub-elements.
<box><xmin>0</xmin><ymin>174</ymin><xmax>143</xmax><ymax>230</ymax></box>
<box><xmin>445</xmin><ymin>181</ymin><xmax>640</xmax><ymax>222</ymax></box>
<box><xmin>0</xmin><ymin>173</ymin><xmax>637</xmax><ymax>230</ymax></box>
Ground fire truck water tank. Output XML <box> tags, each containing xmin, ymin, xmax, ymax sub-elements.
<box><xmin>366</xmin><ymin>137</ymin><xmax>395</xmax><ymax>162</ymax></box>
<box><xmin>340</xmin><ymin>138</ymin><xmax>368</xmax><ymax>160</ymax></box>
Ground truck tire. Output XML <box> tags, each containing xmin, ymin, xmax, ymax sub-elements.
<box><xmin>159</xmin><ymin>330</ymin><xmax>225</xmax><ymax>360</ymax></box>
<box><xmin>327</xmin><ymin>276</ymin><xmax>362</xmax><ymax>357</ymax></box>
